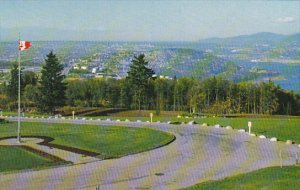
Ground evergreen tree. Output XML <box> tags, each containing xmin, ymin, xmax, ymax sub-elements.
<box><xmin>38</xmin><ymin>51</ymin><xmax>66</xmax><ymax>113</ymax></box>
<box><xmin>24</xmin><ymin>71</ymin><xmax>38</xmax><ymax>86</ymax></box>
<box><xmin>8</xmin><ymin>63</ymin><xmax>24</xmax><ymax>102</ymax></box>
<box><xmin>126</xmin><ymin>54</ymin><xmax>154</xmax><ymax>110</ymax></box>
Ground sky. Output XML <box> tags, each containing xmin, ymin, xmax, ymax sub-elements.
<box><xmin>1</xmin><ymin>0</ymin><xmax>300</xmax><ymax>41</ymax></box>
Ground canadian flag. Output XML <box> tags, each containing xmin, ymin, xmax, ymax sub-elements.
<box><xmin>19</xmin><ymin>41</ymin><xmax>31</xmax><ymax>51</ymax></box>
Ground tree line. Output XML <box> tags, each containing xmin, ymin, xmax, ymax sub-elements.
<box><xmin>0</xmin><ymin>53</ymin><xmax>299</xmax><ymax>116</ymax></box>
<box><xmin>0</xmin><ymin>51</ymin><xmax>66</xmax><ymax>113</ymax></box>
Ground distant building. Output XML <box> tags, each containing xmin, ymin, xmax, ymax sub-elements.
<box><xmin>92</xmin><ymin>67</ymin><xmax>98</xmax><ymax>74</ymax></box>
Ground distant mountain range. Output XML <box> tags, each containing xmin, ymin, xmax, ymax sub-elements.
<box><xmin>1</xmin><ymin>26</ymin><xmax>299</xmax><ymax>44</ymax></box>
<box><xmin>198</xmin><ymin>32</ymin><xmax>300</xmax><ymax>46</ymax></box>
<box><xmin>196</xmin><ymin>32</ymin><xmax>300</xmax><ymax>63</ymax></box>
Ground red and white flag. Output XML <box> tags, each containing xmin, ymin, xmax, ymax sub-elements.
<box><xmin>19</xmin><ymin>41</ymin><xmax>31</xmax><ymax>51</ymax></box>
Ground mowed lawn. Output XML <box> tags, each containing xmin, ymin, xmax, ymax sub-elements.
<box><xmin>3</xmin><ymin>110</ymin><xmax>299</xmax><ymax>143</ymax></box>
<box><xmin>184</xmin><ymin>165</ymin><xmax>300</xmax><ymax>190</ymax></box>
<box><xmin>189</xmin><ymin>117</ymin><xmax>300</xmax><ymax>143</ymax></box>
<box><xmin>97</xmin><ymin>115</ymin><xmax>299</xmax><ymax>143</ymax></box>
<box><xmin>97</xmin><ymin>114</ymin><xmax>300</xmax><ymax>144</ymax></box>
<box><xmin>0</xmin><ymin>146</ymin><xmax>67</xmax><ymax>172</ymax></box>
<box><xmin>0</xmin><ymin>122</ymin><xmax>174</xmax><ymax>159</ymax></box>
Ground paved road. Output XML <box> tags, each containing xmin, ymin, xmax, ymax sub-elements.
<box><xmin>1</xmin><ymin>117</ymin><xmax>299</xmax><ymax>190</ymax></box>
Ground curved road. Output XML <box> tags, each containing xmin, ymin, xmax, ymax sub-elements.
<box><xmin>1</xmin><ymin>117</ymin><xmax>299</xmax><ymax>190</ymax></box>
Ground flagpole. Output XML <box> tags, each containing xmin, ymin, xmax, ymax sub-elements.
<box><xmin>17</xmin><ymin>32</ymin><xmax>21</xmax><ymax>143</ymax></box>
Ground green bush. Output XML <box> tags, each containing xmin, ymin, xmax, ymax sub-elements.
<box><xmin>0</xmin><ymin>118</ymin><xmax>8</xmax><ymax>123</ymax></box>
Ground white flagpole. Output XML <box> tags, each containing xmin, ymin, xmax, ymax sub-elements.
<box><xmin>17</xmin><ymin>32</ymin><xmax>21</xmax><ymax>143</ymax></box>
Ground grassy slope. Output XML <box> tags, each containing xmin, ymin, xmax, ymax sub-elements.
<box><xmin>98</xmin><ymin>114</ymin><xmax>300</xmax><ymax>144</ymax></box>
<box><xmin>2</xmin><ymin>111</ymin><xmax>299</xmax><ymax>143</ymax></box>
<box><xmin>0</xmin><ymin>146</ymin><xmax>64</xmax><ymax>172</ymax></box>
<box><xmin>189</xmin><ymin>117</ymin><xmax>300</xmax><ymax>143</ymax></box>
<box><xmin>183</xmin><ymin>165</ymin><xmax>300</xmax><ymax>190</ymax></box>
<box><xmin>0</xmin><ymin>122</ymin><xmax>174</xmax><ymax>159</ymax></box>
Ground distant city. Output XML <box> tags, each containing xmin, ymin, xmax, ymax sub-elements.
<box><xmin>0</xmin><ymin>32</ymin><xmax>299</xmax><ymax>92</ymax></box>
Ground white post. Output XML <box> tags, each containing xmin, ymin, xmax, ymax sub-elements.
<box><xmin>150</xmin><ymin>112</ymin><xmax>153</xmax><ymax>126</ymax></box>
<box><xmin>0</xmin><ymin>111</ymin><xmax>2</xmax><ymax>117</ymax></box>
<box><xmin>72</xmin><ymin>111</ymin><xmax>75</xmax><ymax>120</ymax></box>
<box><xmin>248</xmin><ymin>121</ymin><xmax>252</xmax><ymax>135</ymax></box>
<box><xmin>17</xmin><ymin>32</ymin><xmax>21</xmax><ymax>143</ymax></box>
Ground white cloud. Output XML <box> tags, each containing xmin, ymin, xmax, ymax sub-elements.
<box><xmin>275</xmin><ymin>17</ymin><xmax>296</xmax><ymax>23</ymax></box>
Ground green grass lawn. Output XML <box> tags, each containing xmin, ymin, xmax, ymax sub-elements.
<box><xmin>0</xmin><ymin>122</ymin><xmax>174</xmax><ymax>159</ymax></box>
<box><xmin>79</xmin><ymin>115</ymin><xmax>299</xmax><ymax>144</ymax></box>
<box><xmin>2</xmin><ymin>111</ymin><xmax>299</xmax><ymax>143</ymax></box>
<box><xmin>3</xmin><ymin>111</ymin><xmax>299</xmax><ymax>143</ymax></box>
<box><xmin>183</xmin><ymin>165</ymin><xmax>300</xmax><ymax>190</ymax></box>
<box><xmin>0</xmin><ymin>146</ymin><xmax>66</xmax><ymax>172</ymax></box>
<box><xmin>1</xmin><ymin>111</ymin><xmax>48</xmax><ymax>117</ymax></box>
<box><xmin>189</xmin><ymin>117</ymin><xmax>300</xmax><ymax>144</ymax></box>
<box><xmin>82</xmin><ymin>115</ymin><xmax>299</xmax><ymax>144</ymax></box>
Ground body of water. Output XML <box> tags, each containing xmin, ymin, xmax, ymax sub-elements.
<box><xmin>238</xmin><ymin>61</ymin><xmax>300</xmax><ymax>93</ymax></box>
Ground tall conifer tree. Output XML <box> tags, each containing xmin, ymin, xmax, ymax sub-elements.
<box><xmin>38</xmin><ymin>51</ymin><xmax>66</xmax><ymax>113</ymax></box>
<box><xmin>126</xmin><ymin>54</ymin><xmax>154</xmax><ymax>110</ymax></box>
<box><xmin>8</xmin><ymin>63</ymin><xmax>24</xmax><ymax>102</ymax></box>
